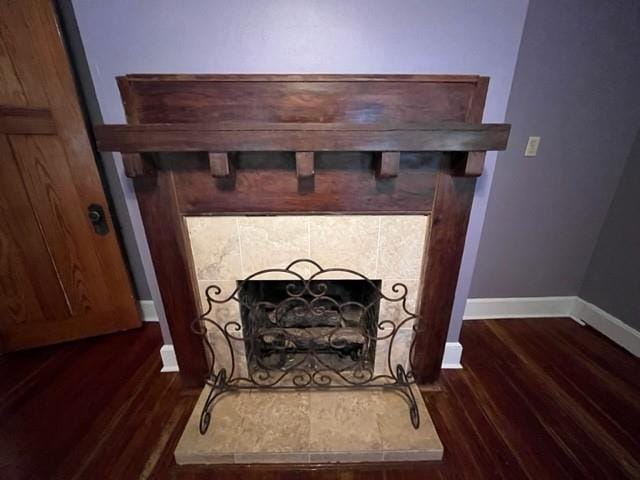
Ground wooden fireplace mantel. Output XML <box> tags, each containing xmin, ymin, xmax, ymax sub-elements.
<box><xmin>95</xmin><ymin>122</ymin><xmax>509</xmax><ymax>153</ymax></box>
<box><xmin>94</xmin><ymin>74</ymin><xmax>509</xmax><ymax>387</ymax></box>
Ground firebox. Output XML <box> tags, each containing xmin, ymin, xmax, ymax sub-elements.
<box><xmin>238</xmin><ymin>279</ymin><xmax>381</xmax><ymax>376</ymax></box>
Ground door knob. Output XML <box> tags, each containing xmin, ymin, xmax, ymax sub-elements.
<box><xmin>87</xmin><ymin>204</ymin><xmax>109</xmax><ymax>236</ymax></box>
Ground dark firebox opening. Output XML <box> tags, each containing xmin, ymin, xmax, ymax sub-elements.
<box><xmin>238</xmin><ymin>279</ymin><xmax>381</xmax><ymax>374</ymax></box>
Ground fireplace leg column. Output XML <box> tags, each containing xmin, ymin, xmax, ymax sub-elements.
<box><xmin>412</xmin><ymin>157</ymin><xmax>477</xmax><ymax>383</ymax></box>
<box><xmin>132</xmin><ymin>162</ymin><xmax>209</xmax><ymax>387</ymax></box>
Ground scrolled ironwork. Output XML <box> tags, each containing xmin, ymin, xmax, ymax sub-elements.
<box><xmin>192</xmin><ymin>259</ymin><xmax>421</xmax><ymax>434</ymax></box>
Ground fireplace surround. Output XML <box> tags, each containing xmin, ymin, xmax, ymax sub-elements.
<box><xmin>188</xmin><ymin>215</ymin><xmax>426</xmax><ymax>364</ymax></box>
<box><xmin>94</xmin><ymin>74</ymin><xmax>510</xmax><ymax>396</ymax></box>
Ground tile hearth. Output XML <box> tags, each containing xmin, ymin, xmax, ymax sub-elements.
<box><xmin>175</xmin><ymin>386</ymin><xmax>443</xmax><ymax>464</ymax></box>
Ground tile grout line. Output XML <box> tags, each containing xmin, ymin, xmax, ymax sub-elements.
<box><xmin>375</xmin><ymin>216</ymin><xmax>382</xmax><ymax>279</ymax></box>
<box><xmin>235</xmin><ymin>217</ymin><xmax>246</xmax><ymax>278</ymax></box>
<box><xmin>307</xmin><ymin>216</ymin><xmax>311</xmax><ymax>268</ymax></box>
<box><xmin>374</xmin><ymin>216</ymin><xmax>384</xmax><ymax>376</ymax></box>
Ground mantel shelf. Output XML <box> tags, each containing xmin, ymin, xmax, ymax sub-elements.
<box><xmin>94</xmin><ymin>122</ymin><xmax>510</xmax><ymax>153</ymax></box>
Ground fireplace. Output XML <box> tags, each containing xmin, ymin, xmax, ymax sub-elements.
<box><xmin>95</xmin><ymin>74</ymin><xmax>509</xmax><ymax>462</ymax></box>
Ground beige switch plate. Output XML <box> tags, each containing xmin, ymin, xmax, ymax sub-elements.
<box><xmin>524</xmin><ymin>136</ymin><xmax>541</xmax><ymax>157</ymax></box>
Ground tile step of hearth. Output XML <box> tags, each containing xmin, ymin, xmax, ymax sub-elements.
<box><xmin>174</xmin><ymin>384</ymin><xmax>443</xmax><ymax>464</ymax></box>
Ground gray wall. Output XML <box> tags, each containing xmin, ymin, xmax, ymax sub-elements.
<box><xmin>70</xmin><ymin>0</ymin><xmax>528</xmax><ymax>346</ymax></box>
<box><xmin>470</xmin><ymin>0</ymin><xmax>640</xmax><ymax>301</ymax></box>
<box><xmin>580</xmin><ymin>130</ymin><xmax>640</xmax><ymax>330</ymax></box>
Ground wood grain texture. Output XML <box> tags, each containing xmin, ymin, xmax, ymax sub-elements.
<box><xmin>133</xmin><ymin>158</ymin><xmax>208</xmax><ymax>386</ymax></box>
<box><xmin>122</xmin><ymin>152</ymin><xmax>155</xmax><ymax>178</ymax></box>
<box><xmin>171</xmin><ymin>152</ymin><xmax>440</xmax><ymax>214</ymax></box>
<box><xmin>0</xmin><ymin>0</ymin><xmax>139</xmax><ymax>352</ymax></box>
<box><xmin>456</xmin><ymin>77</ymin><xmax>490</xmax><ymax>177</ymax></box>
<box><xmin>122</xmin><ymin>76</ymin><xmax>480</xmax><ymax>124</ymax></box>
<box><xmin>457</xmin><ymin>151</ymin><xmax>485</xmax><ymax>177</ymax></box>
<box><xmin>410</xmin><ymin>76</ymin><xmax>487</xmax><ymax>373</ymax></box>
<box><xmin>0</xmin><ymin>135</ymin><xmax>64</xmax><ymax>330</ymax></box>
<box><xmin>2</xmin><ymin>319</ymin><xmax>639</xmax><ymax>479</ymax></box>
<box><xmin>118</xmin><ymin>77</ymin><xmax>208</xmax><ymax>385</ymax></box>
<box><xmin>123</xmin><ymin>73</ymin><xmax>482</xmax><ymax>82</ymax></box>
<box><xmin>374</xmin><ymin>152</ymin><xmax>401</xmax><ymax>178</ymax></box>
<box><xmin>9</xmin><ymin>135</ymin><xmax>108</xmax><ymax>314</ymax></box>
<box><xmin>295</xmin><ymin>151</ymin><xmax>315</xmax><ymax>178</ymax></box>
<box><xmin>208</xmin><ymin>152</ymin><xmax>232</xmax><ymax>177</ymax></box>
<box><xmin>413</xmin><ymin>156</ymin><xmax>477</xmax><ymax>383</ymax></box>
<box><xmin>95</xmin><ymin>122</ymin><xmax>510</xmax><ymax>153</ymax></box>
<box><xmin>295</xmin><ymin>151</ymin><xmax>315</xmax><ymax>193</ymax></box>
<box><xmin>0</xmin><ymin>105</ymin><xmax>56</xmax><ymax>134</ymax></box>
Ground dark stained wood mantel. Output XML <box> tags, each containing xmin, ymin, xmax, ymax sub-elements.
<box><xmin>99</xmin><ymin>74</ymin><xmax>507</xmax><ymax>387</ymax></box>
<box><xmin>94</xmin><ymin>122</ymin><xmax>509</xmax><ymax>153</ymax></box>
<box><xmin>413</xmin><ymin>157</ymin><xmax>477</xmax><ymax>382</ymax></box>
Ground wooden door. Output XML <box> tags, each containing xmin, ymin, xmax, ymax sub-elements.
<box><xmin>0</xmin><ymin>0</ymin><xmax>140</xmax><ymax>352</ymax></box>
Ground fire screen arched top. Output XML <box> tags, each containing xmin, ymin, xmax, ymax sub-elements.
<box><xmin>192</xmin><ymin>259</ymin><xmax>422</xmax><ymax>434</ymax></box>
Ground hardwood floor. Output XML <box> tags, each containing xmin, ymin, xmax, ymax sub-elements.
<box><xmin>1</xmin><ymin>318</ymin><xmax>638</xmax><ymax>479</ymax></box>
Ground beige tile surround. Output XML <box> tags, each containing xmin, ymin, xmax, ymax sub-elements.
<box><xmin>186</xmin><ymin>215</ymin><xmax>430</xmax><ymax>377</ymax></box>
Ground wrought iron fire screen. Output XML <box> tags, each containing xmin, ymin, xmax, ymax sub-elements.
<box><xmin>191</xmin><ymin>259</ymin><xmax>421</xmax><ymax>434</ymax></box>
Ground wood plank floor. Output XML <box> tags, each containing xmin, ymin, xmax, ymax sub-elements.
<box><xmin>1</xmin><ymin>318</ymin><xmax>638</xmax><ymax>479</ymax></box>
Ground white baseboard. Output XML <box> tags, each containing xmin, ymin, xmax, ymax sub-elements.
<box><xmin>572</xmin><ymin>298</ymin><xmax>640</xmax><ymax>357</ymax></box>
<box><xmin>464</xmin><ymin>296</ymin><xmax>639</xmax><ymax>357</ymax></box>
<box><xmin>158</xmin><ymin>341</ymin><xmax>465</xmax><ymax>373</ymax></box>
<box><xmin>464</xmin><ymin>296</ymin><xmax>578</xmax><ymax>320</ymax></box>
<box><xmin>156</xmin><ymin>297</ymin><xmax>640</xmax><ymax>373</ymax></box>
<box><xmin>160</xmin><ymin>345</ymin><xmax>179</xmax><ymax>372</ymax></box>
<box><xmin>139</xmin><ymin>300</ymin><xmax>159</xmax><ymax>322</ymax></box>
<box><xmin>144</xmin><ymin>301</ymin><xmax>178</xmax><ymax>371</ymax></box>
<box><xmin>442</xmin><ymin>342</ymin><xmax>463</xmax><ymax>369</ymax></box>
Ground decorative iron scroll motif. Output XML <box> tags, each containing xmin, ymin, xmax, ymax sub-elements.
<box><xmin>192</xmin><ymin>259</ymin><xmax>421</xmax><ymax>434</ymax></box>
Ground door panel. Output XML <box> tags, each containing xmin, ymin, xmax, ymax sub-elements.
<box><xmin>0</xmin><ymin>135</ymin><xmax>69</xmax><ymax>324</ymax></box>
<box><xmin>0</xmin><ymin>0</ymin><xmax>140</xmax><ymax>351</ymax></box>
<box><xmin>9</xmin><ymin>135</ymin><xmax>110</xmax><ymax>312</ymax></box>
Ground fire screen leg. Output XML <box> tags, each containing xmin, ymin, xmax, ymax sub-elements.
<box><xmin>396</xmin><ymin>364</ymin><xmax>420</xmax><ymax>429</ymax></box>
<box><xmin>199</xmin><ymin>368</ymin><xmax>228</xmax><ymax>434</ymax></box>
